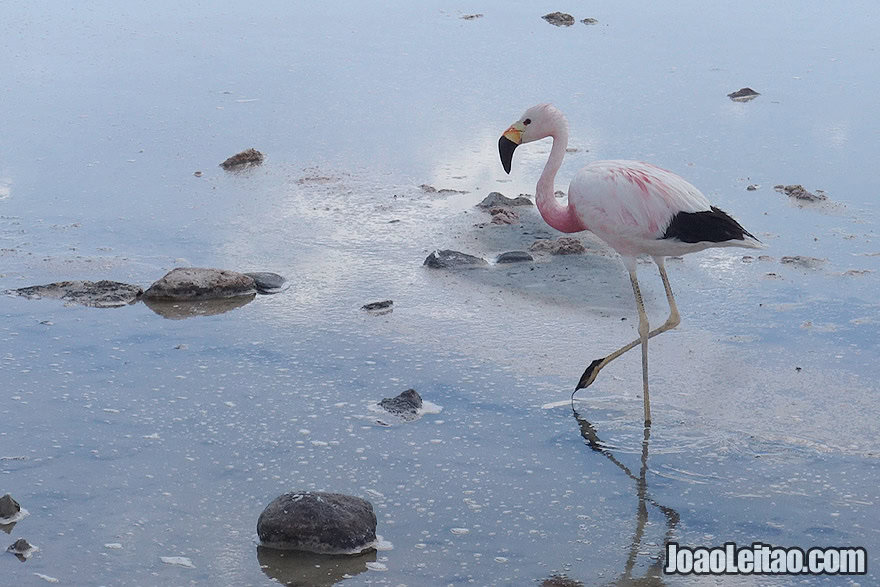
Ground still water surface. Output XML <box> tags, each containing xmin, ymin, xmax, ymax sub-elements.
<box><xmin>2</xmin><ymin>2</ymin><xmax>878</xmax><ymax>585</ymax></box>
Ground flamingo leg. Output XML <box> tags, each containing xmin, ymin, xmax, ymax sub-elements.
<box><xmin>574</xmin><ymin>257</ymin><xmax>683</xmax><ymax>424</ymax></box>
<box><xmin>627</xmin><ymin>265</ymin><xmax>652</xmax><ymax>425</ymax></box>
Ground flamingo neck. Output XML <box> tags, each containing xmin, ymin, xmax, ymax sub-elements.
<box><xmin>535</xmin><ymin>125</ymin><xmax>585</xmax><ymax>234</ymax></box>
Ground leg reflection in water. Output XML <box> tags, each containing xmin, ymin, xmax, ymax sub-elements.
<box><xmin>573</xmin><ymin>410</ymin><xmax>680</xmax><ymax>586</ymax></box>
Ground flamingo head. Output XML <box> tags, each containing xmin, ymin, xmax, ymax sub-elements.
<box><xmin>498</xmin><ymin>103</ymin><xmax>562</xmax><ymax>173</ymax></box>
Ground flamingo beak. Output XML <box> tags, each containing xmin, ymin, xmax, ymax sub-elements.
<box><xmin>498</xmin><ymin>124</ymin><xmax>523</xmax><ymax>174</ymax></box>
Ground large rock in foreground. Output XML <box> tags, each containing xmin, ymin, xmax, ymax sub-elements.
<box><xmin>143</xmin><ymin>268</ymin><xmax>256</xmax><ymax>301</ymax></box>
<box><xmin>9</xmin><ymin>280</ymin><xmax>142</xmax><ymax>307</ymax></box>
<box><xmin>257</xmin><ymin>492</ymin><xmax>377</xmax><ymax>555</ymax></box>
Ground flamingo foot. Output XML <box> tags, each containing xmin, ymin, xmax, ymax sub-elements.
<box><xmin>573</xmin><ymin>358</ymin><xmax>605</xmax><ymax>394</ymax></box>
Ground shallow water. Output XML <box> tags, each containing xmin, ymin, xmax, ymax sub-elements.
<box><xmin>2</xmin><ymin>2</ymin><xmax>879</xmax><ymax>585</ymax></box>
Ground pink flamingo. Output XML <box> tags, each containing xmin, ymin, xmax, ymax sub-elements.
<box><xmin>499</xmin><ymin>104</ymin><xmax>761</xmax><ymax>424</ymax></box>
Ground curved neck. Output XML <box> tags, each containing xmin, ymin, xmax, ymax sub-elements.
<box><xmin>535</xmin><ymin>126</ymin><xmax>585</xmax><ymax>233</ymax></box>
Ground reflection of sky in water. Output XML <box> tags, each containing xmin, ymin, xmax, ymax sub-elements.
<box><xmin>2</xmin><ymin>2</ymin><xmax>879</xmax><ymax>585</ymax></box>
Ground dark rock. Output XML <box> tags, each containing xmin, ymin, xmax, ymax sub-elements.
<box><xmin>257</xmin><ymin>492</ymin><xmax>377</xmax><ymax>555</ymax></box>
<box><xmin>478</xmin><ymin>192</ymin><xmax>533</xmax><ymax>208</ymax></box>
<box><xmin>461</xmin><ymin>13</ymin><xmax>483</xmax><ymax>20</ymax></box>
<box><xmin>728</xmin><ymin>87</ymin><xmax>760</xmax><ymax>102</ymax></box>
<box><xmin>496</xmin><ymin>251</ymin><xmax>534</xmax><ymax>264</ymax></box>
<box><xmin>143</xmin><ymin>268</ymin><xmax>256</xmax><ymax>301</ymax></box>
<box><xmin>543</xmin><ymin>12</ymin><xmax>575</xmax><ymax>26</ymax></box>
<box><xmin>542</xmin><ymin>574</ymin><xmax>584</xmax><ymax>587</ymax></box>
<box><xmin>746</xmin><ymin>184</ymin><xmax>758</xmax><ymax>191</ymax></box>
<box><xmin>424</xmin><ymin>250</ymin><xmax>488</xmax><ymax>269</ymax></box>
<box><xmin>529</xmin><ymin>237</ymin><xmax>586</xmax><ymax>255</ymax></box>
<box><xmin>0</xmin><ymin>495</ymin><xmax>20</xmax><ymax>520</ymax></box>
<box><xmin>379</xmin><ymin>389</ymin><xmax>422</xmax><ymax>420</ymax></box>
<box><xmin>581</xmin><ymin>18</ymin><xmax>598</xmax><ymax>25</ymax></box>
<box><xmin>244</xmin><ymin>272</ymin><xmax>288</xmax><ymax>294</ymax></box>
<box><xmin>774</xmin><ymin>184</ymin><xmax>828</xmax><ymax>203</ymax></box>
<box><xmin>9</xmin><ymin>280</ymin><xmax>142</xmax><ymax>308</ymax></box>
<box><xmin>220</xmin><ymin>148</ymin><xmax>264</xmax><ymax>170</ymax></box>
<box><xmin>362</xmin><ymin>300</ymin><xmax>393</xmax><ymax>312</ymax></box>
<box><xmin>7</xmin><ymin>537</ymin><xmax>37</xmax><ymax>560</ymax></box>
<box><xmin>7</xmin><ymin>538</ymin><xmax>32</xmax><ymax>553</ymax></box>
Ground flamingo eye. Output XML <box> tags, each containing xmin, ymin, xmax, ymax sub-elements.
<box><xmin>523</xmin><ymin>118</ymin><xmax>531</xmax><ymax>125</ymax></box>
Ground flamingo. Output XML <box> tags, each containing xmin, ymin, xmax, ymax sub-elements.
<box><xmin>498</xmin><ymin>104</ymin><xmax>761</xmax><ymax>424</ymax></box>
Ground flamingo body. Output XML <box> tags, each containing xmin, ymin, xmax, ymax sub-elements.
<box><xmin>566</xmin><ymin>160</ymin><xmax>759</xmax><ymax>257</ymax></box>
<box><xmin>498</xmin><ymin>103</ymin><xmax>760</xmax><ymax>423</ymax></box>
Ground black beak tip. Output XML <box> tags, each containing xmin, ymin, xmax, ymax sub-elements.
<box><xmin>498</xmin><ymin>136</ymin><xmax>517</xmax><ymax>175</ymax></box>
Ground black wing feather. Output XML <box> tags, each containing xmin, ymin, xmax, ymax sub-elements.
<box><xmin>662</xmin><ymin>206</ymin><xmax>758</xmax><ymax>244</ymax></box>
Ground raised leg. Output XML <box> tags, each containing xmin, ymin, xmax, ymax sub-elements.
<box><xmin>574</xmin><ymin>257</ymin><xmax>682</xmax><ymax>423</ymax></box>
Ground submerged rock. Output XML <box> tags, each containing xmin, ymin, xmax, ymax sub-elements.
<box><xmin>244</xmin><ymin>272</ymin><xmax>288</xmax><ymax>294</ymax></box>
<box><xmin>379</xmin><ymin>389</ymin><xmax>423</xmax><ymax>421</ymax></box>
<box><xmin>362</xmin><ymin>300</ymin><xmax>393</xmax><ymax>312</ymax></box>
<box><xmin>781</xmin><ymin>255</ymin><xmax>827</xmax><ymax>269</ymax></box>
<box><xmin>728</xmin><ymin>87</ymin><xmax>760</xmax><ymax>102</ymax></box>
<box><xmin>257</xmin><ymin>492</ymin><xmax>377</xmax><ymax>555</ymax></box>
<box><xmin>542</xmin><ymin>12</ymin><xmax>575</xmax><ymax>26</ymax></box>
<box><xmin>477</xmin><ymin>192</ymin><xmax>533</xmax><ymax>208</ymax></box>
<box><xmin>8</xmin><ymin>280</ymin><xmax>142</xmax><ymax>308</ymax></box>
<box><xmin>529</xmin><ymin>237</ymin><xmax>586</xmax><ymax>255</ymax></box>
<box><xmin>220</xmin><ymin>148</ymin><xmax>264</xmax><ymax>170</ymax></box>
<box><xmin>143</xmin><ymin>268</ymin><xmax>256</xmax><ymax>301</ymax></box>
<box><xmin>424</xmin><ymin>249</ymin><xmax>488</xmax><ymax>269</ymax></box>
<box><xmin>496</xmin><ymin>251</ymin><xmax>534</xmax><ymax>264</ymax></box>
<box><xmin>774</xmin><ymin>184</ymin><xmax>828</xmax><ymax>203</ymax></box>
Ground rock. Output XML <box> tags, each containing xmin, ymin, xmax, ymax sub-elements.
<box><xmin>461</xmin><ymin>13</ymin><xmax>483</xmax><ymax>20</ymax></box>
<box><xmin>220</xmin><ymin>148</ymin><xmax>264</xmax><ymax>170</ymax></box>
<box><xmin>542</xmin><ymin>575</ymin><xmax>584</xmax><ymax>587</ymax></box>
<box><xmin>7</xmin><ymin>538</ymin><xmax>37</xmax><ymax>560</ymax></box>
<box><xmin>0</xmin><ymin>494</ymin><xmax>21</xmax><ymax>521</ymax></box>
<box><xmin>529</xmin><ymin>237</ymin><xmax>586</xmax><ymax>255</ymax></box>
<box><xmin>362</xmin><ymin>300</ymin><xmax>393</xmax><ymax>312</ymax></box>
<box><xmin>424</xmin><ymin>250</ymin><xmax>488</xmax><ymax>269</ymax></box>
<box><xmin>244</xmin><ymin>272</ymin><xmax>288</xmax><ymax>294</ymax></box>
<box><xmin>774</xmin><ymin>184</ymin><xmax>828</xmax><ymax>203</ymax></box>
<box><xmin>489</xmin><ymin>207</ymin><xmax>520</xmax><ymax>224</ymax></box>
<box><xmin>496</xmin><ymin>251</ymin><xmax>534</xmax><ymax>264</ymax></box>
<box><xmin>477</xmin><ymin>192</ymin><xmax>533</xmax><ymax>208</ymax></box>
<box><xmin>379</xmin><ymin>389</ymin><xmax>423</xmax><ymax>420</ymax></box>
<box><xmin>257</xmin><ymin>492</ymin><xmax>377</xmax><ymax>554</ymax></box>
<box><xmin>9</xmin><ymin>280</ymin><xmax>142</xmax><ymax>308</ymax></box>
<box><xmin>780</xmin><ymin>255</ymin><xmax>826</xmax><ymax>269</ymax></box>
<box><xmin>143</xmin><ymin>268</ymin><xmax>256</xmax><ymax>301</ymax></box>
<box><xmin>542</xmin><ymin>12</ymin><xmax>575</xmax><ymax>26</ymax></box>
<box><xmin>581</xmin><ymin>18</ymin><xmax>598</xmax><ymax>25</ymax></box>
<box><xmin>746</xmin><ymin>184</ymin><xmax>758</xmax><ymax>191</ymax></box>
<box><xmin>728</xmin><ymin>87</ymin><xmax>760</xmax><ymax>102</ymax></box>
